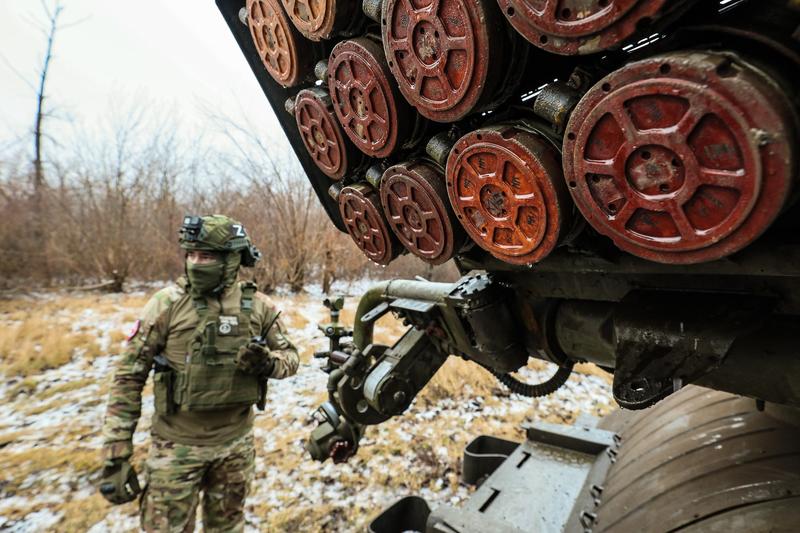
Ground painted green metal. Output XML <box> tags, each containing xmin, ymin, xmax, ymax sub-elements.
<box><xmin>352</xmin><ymin>279</ymin><xmax>453</xmax><ymax>349</ymax></box>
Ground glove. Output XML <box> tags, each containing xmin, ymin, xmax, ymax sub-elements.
<box><xmin>236</xmin><ymin>339</ymin><xmax>276</xmax><ymax>377</ymax></box>
<box><xmin>99</xmin><ymin>458</ymin><xmax>141</xmax><ymax>505</ymax></box>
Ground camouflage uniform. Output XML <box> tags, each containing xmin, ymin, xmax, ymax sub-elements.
<box><xmin>100</xmin><ymin>215</ymin><xmax>299</xmax><ymax>532</ymax></box>
<box><xmin>141</xmin><ymin>432</ymin><xmax>255</xmax><ymax>533</ymax></box>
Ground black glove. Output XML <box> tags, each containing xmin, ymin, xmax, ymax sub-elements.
<box><xmin>99</xmin><ymin>458</ymin><xmax>141</xmax><ymax>505</ymax></box>
<box><xmin>235</xmin><ymin>338</ymin><xmax>276</xmax><ymax>377</ymax></box>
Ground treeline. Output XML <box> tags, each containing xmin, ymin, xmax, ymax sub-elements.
<box><xmin>0</xmin><ymin>107</ymin><xmax>454</xmax><ymax>293</ymax></box>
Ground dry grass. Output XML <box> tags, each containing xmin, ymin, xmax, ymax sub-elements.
<box><xmin>54</xmin><ymin>494</ymin><xmax>122</xmax><ymax>533</ymax></box>
<box><xmin>0</xmin><ymin>503</ymin><xmax>49</xmax><ymax>529</ymax></box>
<box><xmin>0</xmin><ymin>317</ymin><xmax>97</xmax><ymax>376</ymax></box>
<box><xmin>0</xmin><ymin>429</ymin><xmax>32</xmax><ymax>448</ymax></box>
<box><xmin>334</xmin><ymin>301</ymin><xmax>407</xmax><ymax>347</ymax></box>
<box><xmin>0</xmin><ymin>289</ymin><xmax>615</xmax><ymax>532</ymax></box>
<box><xmin>0</xmin><ymin>294</ymin><xmax>125</xmax><ymax>316</ymax></box>
<box><xmin>0</xmin><ymin>293</ymin><xmax>146</xmax><ymax>376</ymax></box>
<box><xmin>372</xmin><ymin>313</ymin><xmax>407</xmax><ymax>347</ymax></box>
<box><xmin>574</xmin><ymin>362</ymin><xmax>613</xmax><ymax>384</ymax></box>
<box><xmin>108</xmin><ymin>329</ymin><xmax>127</xmax><ymax>345</ymax></box>
<box><xmin>276</xmin><ymin>304</ymin><xmax>311</xmax><ymax>332</ymax></box>
<box><xmin>23</xmin><ymin>393</ymin><xmax>104</xmax><ymax>417</ymax></box>
<box><xmin>257</xmin><ymin>503</ymin><xmax>348</xmax><ymax>532</ymax></box>
<box><xmin>265</xmin><ymin>294</ymin><xmax>318</xmax><ymax>362</ymax></box>
<box><xmin>336</xmin><ymin>305</ymin><xmax>357</xmax><ymax>331</ymax></box>
<box><xmin>3</xmin><ymin>376</ymin><xmax>39</xmax><ymax>400</ymax></box>
<box><xmin>38</xmin><ymin>378</ymin><xmax>96</xmax><ymax>400</ymax></box>
<box><xmin>0</xmin><ymin>447</ymin><xmax>99</xmax><ymax>495</ymax></box>
<box><xmin>0</xmin><ymin>442</ymin><xmax>124</xmax><ymax>531</ymax></box>
<box><xmin>421</xmin><ymin>357</ymin><xmax>497</xmax><ymax>404</ymax></box>
<box><xmin>0</xmin><ymin>297</ymin><xmax>35</xmax><ymax>315</ymax></box>
<box><xmin>25</xmin><ymin>399</ymin><xmax>62</xmax><ymax>416</ymax></box>
<box><xmin>118</xmin><ymin>293</ymin><xmax>149</xmax><ymax>309</ymax></box>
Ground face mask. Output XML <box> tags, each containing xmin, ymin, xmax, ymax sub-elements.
<box><xmin>186</xmin><ymin>260</ymin><xmax>225</xmax><ymax>295</ymax></box>
<box><xmin>222</xmin><ymin>252</ymin><xmax>242</xmax><ymax>288</ymax></box>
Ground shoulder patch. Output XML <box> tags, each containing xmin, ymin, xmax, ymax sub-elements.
<box><xmin>125</xmin><ymin>319</ymin><xmax>141</xmax><ymax>341</ymax></box>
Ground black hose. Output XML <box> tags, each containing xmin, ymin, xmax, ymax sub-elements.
<box><xmin>490</xmin><ymin>362</ymin><xmax>574</xmax><ymax>398</ymax></box>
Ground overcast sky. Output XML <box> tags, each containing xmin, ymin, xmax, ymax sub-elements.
<box><xmin>0</xmin><ymin>0</ymin><xmax>290</xmax><ymax>160</ymax></box>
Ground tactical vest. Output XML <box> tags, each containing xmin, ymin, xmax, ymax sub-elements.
<box><xmin>153</xmin><ymin>282</ymin><xmax>266</xmax><ymax>414</ymax></box>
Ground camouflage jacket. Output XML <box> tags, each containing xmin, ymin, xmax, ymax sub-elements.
<box><xmin>101</xmin><ymin>278</ymin><xmax>299</xmax><ymax>460</ymax></box>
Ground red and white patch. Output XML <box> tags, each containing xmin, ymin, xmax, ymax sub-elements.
<box><xmin>126</xmin><ymin>319</ymin><xmax>141</xmax><ymax>341</ymax></box>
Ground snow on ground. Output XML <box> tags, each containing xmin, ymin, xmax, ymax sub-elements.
<box><xmin>0</xmin><ymin>283</ymin><xmax>614</xmax><ymax>532</ymax></box>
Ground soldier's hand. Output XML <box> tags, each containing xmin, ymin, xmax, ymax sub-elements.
<box><xmin>235</xmin><ymin>340</ymin><xmax>276</xmax><ymax>377</ymax></box>
<box><xmin>99</xmin><ymin>458</ymin><xmax>141</xmax><ymax>505</ymax></box>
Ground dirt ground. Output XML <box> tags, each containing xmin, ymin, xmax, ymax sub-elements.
<box><xmin>0</xmin><ymin>281</ymin><xmax>615</xmax><ymax>532</ymax></box>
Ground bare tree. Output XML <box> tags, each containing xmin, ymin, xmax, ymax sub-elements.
<box><xmin>207</xmin><ymin>111</ymin><xmax>335</xmax><ymax>292</ymax></box>
<box><xmin>24</xmin><ymin>1</ymin><xmax>66</xmax><ymax>283</ymax></box>
<box><xmin>32</xmin><ymin>2</ymin><xmax>63</xmax><ymax>197</ymax></box>
<box><xmin>54</xmin><ymin>101</ymin><xmax>195</xmax><ymax>290</ymax></box>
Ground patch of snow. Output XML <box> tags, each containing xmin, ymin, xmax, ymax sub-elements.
<box><xmin>0</xmin><ymin>508</ymin><xmax>62</xmax><ymax>533</ymax></box>
<box><xmin>0</xmin><ymin>287</ymin><xmax>615</xmax><ymax>532</ymax></box>
<box><xmin>86</xmin><ymin>507</ymin><xmax>140</xmax><ymax>533</ymax></box>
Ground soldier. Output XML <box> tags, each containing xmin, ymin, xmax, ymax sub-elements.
<box><xmin>98</xmin><ymin>214</ymin><xmax>299</xmax><ymax>532</ymax></box>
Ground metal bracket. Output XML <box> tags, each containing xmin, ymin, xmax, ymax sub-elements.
<box><xmin>360</xmin><ymin>301</ymin><xmax>391</xmax><ymax>323</ymax></box>
<box><xmin>462</xmin><ymin>436</ymin><xmax>520</xmax><ymax>486</ymax></box>
<box><xmin>612</xmin><ymin>292</ymin><xmax>773</xmax><ymax>409</ymax></box>
<box><xmin>421</xmin><ymin>420</ymin><xmax>618</xmax><ymax>533</ymax></box>
<box><xmin>390</xmin><ymin>298</ymin><xmax>436</xmax><ymax>314</ymax></box>
<box><xmin>337</xmin><ymin>328</ymin><xmax>448</xmax><ymax>424</ymax></box>
<box><xmin>525</xmin><ymin>421</ymin><xmax>615</xmax><ymax>455</ymax></box>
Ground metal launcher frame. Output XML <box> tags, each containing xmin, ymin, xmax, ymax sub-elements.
<box><xmin>215</xmin><ymin>0</ymin><xmax>800</xmax><ymax>530</ymax></box>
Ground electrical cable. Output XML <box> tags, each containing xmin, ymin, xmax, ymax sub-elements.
<box><xmin>489</xmin><ymin>361</ymin><xmax>574</xmax><ymax>397</ymax></box>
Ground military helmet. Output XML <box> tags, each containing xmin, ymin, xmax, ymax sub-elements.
<box><xmin>179</xmin><ymin>214</ymin><xmax>262</xmax><ymax>267</ymax></box>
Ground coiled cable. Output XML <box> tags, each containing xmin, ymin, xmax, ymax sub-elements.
<box><xmin>490</xmin><ymin>361</ymin><xmax>574</xmax><ymax>398</ymax></box>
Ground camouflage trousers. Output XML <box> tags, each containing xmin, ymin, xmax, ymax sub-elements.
<box><xmin>140</xmin><ymin>431</ymin><xmax>255</xmax><ymax>533</ymax></box>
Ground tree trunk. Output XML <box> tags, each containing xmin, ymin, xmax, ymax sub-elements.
<box><xmin>31</xmin><ymin>2</ymin><xmax>64</xmax><ymax>285</ymax></box>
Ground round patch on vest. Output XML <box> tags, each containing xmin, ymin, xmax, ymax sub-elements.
<box><xmin>218</xmin><ymin>315</ymin><xmax>239</xmax><ymax>336</ymax></box>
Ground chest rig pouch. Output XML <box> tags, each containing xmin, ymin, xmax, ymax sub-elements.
<box><xmin>166</xmin><ymin>283</ymin><xmax>264</xmax><ymax>412</ymax></box>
